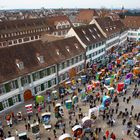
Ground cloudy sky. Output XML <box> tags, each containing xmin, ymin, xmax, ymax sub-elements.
<box><xmin>0</xmin><ymin>0</ymin><xmax>139</xmax><ymax>9</ymax></box>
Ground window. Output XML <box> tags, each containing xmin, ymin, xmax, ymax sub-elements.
<box><xmin>2</xmin><ymin>100</ymin><xmax>9</xmax><ymax>109</ymax></box>
<box><xmin>71</xmin><ymin>58</ymin><xmax>74</xmax><ymax>65</ymax></box>
<box><xmin>89</xmin><ymin>46</ymin><xmax>92</xmax><ymax>50</ymax></box>
<box><xmin>80</xmin><ymin>55</ymin><xmax>82</xmax><ymax>61</ymax></box>
<box><xmin>18</xmin><ymin>39</ymin><xmax>22</xmax><ymax>43</ymax></box>
<box><xmin>44</xmin><ymin>82</ymin><xmax>48</xmax><ymax>89</ymax></box>
<box><xmin>12</xmin><ymin>95</ymin><xmax>19</xmax><ymax>104</ymax></box>
<box><xmin>67</xmin><ymin>60</ymin><xmax>70</xmax><ymax>67</ymax></box>
<box><xmin>76</xmin><ymin>56</ymin><xmax>79</xmax><ymax>63</ymax></box>
<box><xmin>51</xmin><ymin>66</ymin><xmax>56</xmax><ymax>74</ymax></box>
<box><xmin>10</xmin><ymin>80</ymin><xmax>18</xmax><ymax>90</ymax></box>
<box><xmin>33</xmin><ymin>72</ymin><xmax>40</xmax><ymax>81</ymax></box>
<box><xmin>35</xmin><ymin>35</ymin><xmax>38</xmax><ymax>39</ymax></box>
<box><xmin>85</xmin><ymin>36</ymin><xmax>90</xmax><ymax>41</ymax></box>
<box><xmin>0</xmin><ymin>85</ymin><xmax>6</xmax><ymax>94</ymax></box>
<box><xmin>37</xmin><ymin>55</ymin><xmax>44</xmax><ymax>64</ymax></box>
<box><xmin>16</xmin><ymin>60</ymin><xmax>24</xmax><ymax>70</ymax></box>
<box><xmin>36</xmin><ymin>85</ymin><xmax>41</xmax><ymax>93</ymax></box>
<box><xmin>31</xmin><ymin>36</ymin><xmax>34</xmax><ymax>40</ymax></box>
<box><xmin>62</xmin><ymin>62</ymin><xmax>65</xmax><ymax>69</ymax></box>
<box><xmin>51</xmin><ymin>78</ymin><xmax>56</xmax><ymax>86</ymax></box>
<box><xmin>8</xmin><ymin>41</ymin><xmax>12</xmax><ymax>46</ymax></box>
<box><xmin>13</xmin><ymin>40</ymin><xmax>17</xmax><ymax>44</ymax></box>
<box><xmin>21</xmin><ymin>76</ymin><xmax>30</xmax><ymax>86</ymax></box>
<box><xmin>23</xmin><ymin>37</ymin><xmax>29</xmax><ymax>42</ymax></box>
<box><xmin>47</xmin><ymin>68</ymin><xmax>51</xmax><ymax>75</ymax></box>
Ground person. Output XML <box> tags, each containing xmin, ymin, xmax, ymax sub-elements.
<box><xmin>131</xmin><ymin>105</ymin><xmax>134</xmax><ymax>111</ymax></box>
<box><xmin>122</xmin><ymin>119</ymin><xmax>126</xmax><ymax>125</ymax></box>
<box><xmin>105</xmin><ymin>130</ymin><xmax>109</xmax><ymax>139</ymax></box>
<box><xmin>110</xmin><ymin>132</ymin><xmax>116</xmax><ymax>139</ymax></box>
<box><xmin>15</xmin><ymin>129</ymin><xmax>18</xmax><ymax>136</ymax></box>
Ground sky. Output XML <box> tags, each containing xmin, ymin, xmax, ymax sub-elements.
<box><xmin>0</xmin><ymin>0</ymin><xmax>139</xmax><ymax>9</ymax></box>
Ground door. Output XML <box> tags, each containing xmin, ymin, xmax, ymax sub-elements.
<box><xmin>24</xmin><ymin>90</ymin><xmax>32</xmax><ymax>101</ymax></box>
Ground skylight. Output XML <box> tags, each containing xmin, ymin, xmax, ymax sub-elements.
<box><xmin>92</xmin><ymin>35</ymin><xmax>96</xmax><ymax>39</ymax></box>
<box><xmin>97</xmin><ymin>34</ymin><xmax>101</xmax><ymax>38</ymax></box>
<box><xmin>66</xmin><ymin>46</ymin><xmax>70</xmax><ymax>52</ymax></box>
<box><xmin>82</xmin><ymin>30</ymin><xmax>86</xmax><ymax>34</ymax></box>
<box><xmin>89</xmin><ymin>29</ymin><xmax>92</xmax><ymax>33</ymax></box>
<box><xmin>16</xmin><ymin>59</ymin><xmax>24</xmax><ymax>70</ymax></box>
<box><xmin>56</xmin><ymin>49</ymin><xmax>60</xmax><ymax>55</ymax></box>
<box><xmin>85</xmin><ymin>36</ymin><xmax>90</xmax><ymax>41</ymax></box>
<box><xmin>74</xmin><ymin>43</ymin><xmax>79</xmax><ymax>49</ymax></box>
<box><xmin>94</xmin><ymin>28</ymin><xmax>97</xmax><ymax>32</ymax></box>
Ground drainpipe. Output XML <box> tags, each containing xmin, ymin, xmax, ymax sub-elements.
<box><xmin>56</xmin><ymin>63</ymin><xmax>59</xmax><ymax>87</ymax></box>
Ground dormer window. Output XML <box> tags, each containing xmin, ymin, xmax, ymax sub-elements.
<box><xmin>36</xmin><ymin>53</ymin><xmax>44</xmax><ymax>64</ymax></box>
<box><xmin>92</xmin><ymin>35</ymin><xmax>96</xmax><ymax>39</ymax></box>
<box><xmin>94</xmin><ymin>28</ymin><xmax>97</xmax><ymax>31</ymax></box>
<box><xmin>85</xmin><ymin>36</ymin><xmax>90</xmax><ymax>41</ymax></box>
<box><xmin>97</xmin><ymin>34</ymin><xmax>101</xmax><ymax>38</ymax></box>
<box><xmin>56</xmin><ymin>49</ymin><xmax>60</xmax><ymax>55</ymax></box>
<box><xmin>74</xmin><ymin>43</ymin><xmax>79</xmax><ymax>49</ymax></box>
<box><xmin>16</xmin><ymin>59</ymin><xmax>24</xmax><ymax>70</ymax></box>
<box><xmin>89</xmin><ymin>29</ymin><xmax>92</xmax><ymax>33</ymax></box>
<box><xmin>66</xmin><ymin>46</ymin><xmax>70</xmax><ymax>52</ymax></box>
<box><xmin>82</xmin><ymin>30</ymin><xmax>86</xmax><ymax>34</ymax></box>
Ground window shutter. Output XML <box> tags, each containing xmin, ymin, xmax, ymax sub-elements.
<box><xmin>8</xmin><ymin>98</ymin><xmax>13</xmax><ymax>106</ymax></box>
<box><xmin>41</xmin><ymin>84</ymin><xmax>44</xmax><ymax>91</ymax></box>
<box><xmin>0</xmin><ymin>102</ymin><xmax>3</xmax><ymax>111</ymax></box>
<box><xmin>5</xmin><ymin>83</ymin><xmax>10</xmax><ymax>92</ymax></box>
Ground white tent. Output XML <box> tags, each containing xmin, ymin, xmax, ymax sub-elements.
<box><xmin>58</xmin><ymin>133</ymin><xmax>72</xmax><ymax>140</ymax></box>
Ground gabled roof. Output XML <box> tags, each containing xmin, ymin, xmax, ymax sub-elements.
<box><xmin>76</xmin><ymin>9</ymin><xmax>99</xmax><ymax>24</ymax></box>
<box><xmin>122</xmin><ymin>16</ymin><xmax>140</xmax><ymax>29</ymax></box>
<box><xmin>95</xmin><ymin>17</ymin><xmax>126</xmax><ymax>36</ymax></box>
<box><xmin>73</xmin><ymin>24</ymin><xmax>106</xmax><ymax>46</ymax></box>
<box><xmin>0</xmin><ymin>37</ymin><xmax>85</xmax><ymax>83</ymax></box>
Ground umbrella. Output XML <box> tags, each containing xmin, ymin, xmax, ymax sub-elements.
<box><xmin>82</xmin><ymin>117</ymin><xmax>93</xmax><ymax>128</ymax></box>
<box><xmin>36</xmin><ymin>95</ymin><xmax>44</xmax><ymax>103</ymax></box>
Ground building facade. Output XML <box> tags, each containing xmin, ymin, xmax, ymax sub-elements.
<box><xmin>67</xmin><ymin>24</ymin><xmax>106</xmax><ymax>65</ymax></box>
<box><xmin>90</xmin><ymin>17</ymin><xmax>128</xmax><ymax>53</ymax></box>
<box><xmin>0</xmin><ymin>37</ymin><xmax>85</xmax><ymax>112</ymax></box>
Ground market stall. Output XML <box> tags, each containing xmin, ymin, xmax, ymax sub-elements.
<box><xmin>58</xmin><ymin>133</ymin><xmax>72</xmax><ymax>140</ymax></box>
<box><xmin>41</xmin><ymin>112</ymin><xmax>51</xmax><ymax>129</ymax></box>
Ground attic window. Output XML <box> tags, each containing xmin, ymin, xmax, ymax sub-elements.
<box><xmin>74</xmin><ymin>43</ymin><xmax>79</xmax><ymax>49</ymax></box>
<box><xmin>94</xmin><ymin>28</ymin><xmax>97</xmax><ymax>31</ymax></box>
<box><xmin>92</xmin><ymin>35</ymin><xmax>96</xmax><ymax>39</ymax></box>
<box><xmin>82</xmin><ymin>30</ymin><xmax>86</xmax><ymax>34</ymax></box>
<box><xmin>97</xmin><ymin>34</ymin><xmax>101</xmax><ymax>38</ymax></box>
<box><xmin>56</xmin><ymin>49</ymin><xmax>60</xmax><ymax>55</ymax></box>
<box><xmin>89</xmin><ymin>29</ymin><xmax>92</xmax><ymax>33</ymax></box>
<box><xmin>85</xmin><ymin>36</ymin><xmax>90</xmax><ymax>41</ymax></box>
<box><xmin>36</xmin><ymin>54</ymin><xmax>44</xmax><ymax>64</ymax></box>
<box><xmin>16</xmin><ymin>59</ymin><xmax>24</xmax><ymax>70</ymax></box>
<box><xmin>66</xmin><ymin>46</ymin><xmax>70</xmax><ymax>52</ymax></box>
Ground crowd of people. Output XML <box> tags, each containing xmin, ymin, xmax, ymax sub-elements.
<box><xmin>0</xmin><ymin>42</ymin><xmax>140</xmax><ymax>140</ymax></box>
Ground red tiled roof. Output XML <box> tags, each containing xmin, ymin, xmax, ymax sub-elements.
<box><xmin>122</xmin><ymin>16</ymin><xmax>140</xmax><ymax>29</ymax></box>
<box><xmin>95</xmin><ymin>17</ymin><xmax>126</xmax><ymax>36</ymax></box>
<box><xmin>0</xmin><ymin>37</ymin><xmax>85</xmax><ymax>83</ymax></box>
<box><xmin>76</xmin><ymin>9</ymin><xmax>99</xmax><ymax>24</ymax></box>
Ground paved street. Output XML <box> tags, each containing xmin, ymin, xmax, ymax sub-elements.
<box><xmin>1</xmin><ymin>44</ymin><xmax>140</xmax><ymax>140</ymax></box>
